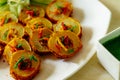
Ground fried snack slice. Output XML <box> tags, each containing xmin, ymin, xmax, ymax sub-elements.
<box><xmin>27</xmin><ymin>17</ymin><xmax>52</xmax><ymax>30</ymax></box>
<box><xmin>0</xmin><ymin>11</ymin><xmax>18</xmax><ymax>26</ymax></box>
<box><xmin>18</xmin><ymin>5</ymin><xmax>45</xmax><ymax>24</ymax></box>
<box><xmin>10</xmin><ymin>50</ymin><xmax>40</xmax><ymax>80</ymax></box>
<box><xmin>30</xmin><ymin>28</ymin><xmax>53</xmax><ymax>53</ymax></box>
<box><xmin>46</xmin><ymin>0</ymin><xmax>73</xmax><ymax>23</ymax></box>
<box><xmin>53</xmin><ymin>17</ymin><xmax>82</xmax><ymax>38</ymax></box>
<box><xmin>48</xmin><ymin>30</ymin><xmax>82</xmax><ymax>58</ymax></box>
<box><xmin>0</xmin><ymin>22</ymin><xmax>24</xmax><ymax>44</ymax></box>
<box><xmin>25</xmin><ymin>17</ymin><xmax>53</xmax><ymax>37</ymax></box>
<box><xmin>3</xmin><ymin>38</ymin><xmax>31</xmax><ymax>64</ymax></box>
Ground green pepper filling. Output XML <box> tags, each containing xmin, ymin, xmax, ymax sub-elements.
<box><xmin>16</xmin><ymin>43</ymin><xmax>22</xmax><ymax>48</ymax></box>
<box><xmin>67</xmin><ymin>48</ymin><xmax>74</xmax><ymax>53</ymax></box>
<box><xmin>60</xmin><ymin>36</ymin><xmax>73</xmax><ymax>48</ymax></box>
<box><xmin>18</xmin><ymin>58</ymin><xmax>32</xmax><ymax>70</ymax></box>
<box><xmin>14</xmin><ymin>55</ymin><xmax>37</xmax><ymax>70</ymax></box>
<box><xmin>2</xmin><ymin>30</ymin><xmax>9</xmax><ymax>40</ymax></box>
<box><xmin>61</xmin><ymin>22</ymin><xmax>76</xmax><ymax>32</ymax></box>
<box><xmin>69</xmin><ymin>25</ymin><xmax>76</xmax><ymax>32</ymax></box>
<box><xmin>35</xmin><ymin>23</ymin><xmax>39</xmax><ymax>29</ymax></box>
<box><xmin>59</xmin><ymin>36</ymin><xmax>74</xmax><ymax>53</ymax></box>
<box><xmin>16</xmin><ymin>43</ymin><xmax>24</xmax><ymax>50</ymax></box>
<box><xmin>29</xmin><ymin>55</ymin><xmax>38</xmax><ymax>62</ymax></box>
<box><xmin>4</xmin><ymin>17</ymin><xmax>9</xmax><ymax>24</ymax></box>
<box><xmin>14</xmin><ymin>56</ymin><xmax>25</xmax><ymax>69</ymax></box>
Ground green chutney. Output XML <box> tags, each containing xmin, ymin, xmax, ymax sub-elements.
<box><xmin>103</xmin><ymin>35</ymin><xmax>120</xmax><ymax>61</ymax></box>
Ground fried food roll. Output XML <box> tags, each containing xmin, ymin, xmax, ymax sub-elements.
<box><xmin>27</xmin><ymin>17</ymin><xmax>52</xmax><ymax>30</ymax></box>
<box><xmin>25</xmin><ymin>17</ymin><xmax>53</xmax><ymax>37</ymax></box>
<box><xmin>10</xmin><ymin>50</ymin><xmax>40</xmax><ymax>80</ymax></box>
<box><xmin>48</xmin><ymin>30</ymin><xmax>82</xmax><ymax>58</ymax></box>
<box><xmin>0</xmin><ymin>11</ymin><xmax>18</xmax><ymax>26</ymax></box>
<box><xmin>0</xmin><ymin>22</ymin><xmax>24</xmax><ymax>44</ymax></box>
<box><xmin>53</xmin><ymin>17</ymin><xmax>82</xmax><ymax>38</ymax></box>
<box><xmin>18</xmin><ymin>5</ymin><xmax>45</xmax><ymax>24</ymax></box>
<box><xmin>46</xmin><ymin>0</ymin><xmax>73</xmax><ymax>23</ymax></box>
<box><xmin>30</xmin><ymin>28</ymin><xmax>53</xmax><ymax>54</ymax></box>
<box><xmin>3</xmin><ymin>38</ymin><xmax>31</xmax><ymax>64</ymax></box>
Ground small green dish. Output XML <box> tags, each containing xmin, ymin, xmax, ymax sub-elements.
<box><xmin>97</xmin><ymin>27</ymin><xmax>120</xmax><ymax>80</ymax></box>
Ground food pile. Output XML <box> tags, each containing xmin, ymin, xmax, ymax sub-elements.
<box><xmin>0</xmin><ymin>0</ymin><xmax>83</xmax><ymax>80</ymax></box>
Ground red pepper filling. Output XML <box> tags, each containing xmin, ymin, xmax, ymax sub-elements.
<box><xmin>8</xmin><ymin>44</ymin><xmax>18</xmax><ymax>52</ymax></box>
<box><xmin>8</xmin><ymin>43</ymin><xmax>23</xmax><ymax>53</ymax></box>
<box><xmin>0</xmin><ymin>17</ymin><xmax>11</xmax><ymax>26</ymax></box>
<box><xmin>25</xmin><ymin>8</ymin><xmax>39</xmax><ymax>17</ymax></box>
<box><xmin>18</xmin><ymin>59</ymin><xmax>32</xmax><ymax>70</ymax></box>
<box><xmin>39</xmin><ymin>38</ymin><xmax>48</xmax><ymax>47</ymax></box>
<box><xmin>55</xmin><ymin>42</ymin><xmax>62</xmax><ymax>51</ymax></box>
<box><xmin>38</xmin><ymin>29</ymin><xmax>50</xmax><ymax>47</ymax></box>
<box><xmin>61</xmin><ymin>7</ymin><xmax>69</xmax><ymax>14</ymax></box>
<box><xmin>38</xmin><ymin>28</ymin><xmax>43</xmax><ymax>38</ymax></box>
<box><xmin>61</xmin><ymin>22</ymin><xmax>68</xmax><ymax>30</ymax></box>
<box><xmin>54</xmin><ymin>2</ymin><xmax>70</xmax><ymax>15</ymax></box>
<box><xmin>55</xmin><ymin>36</ymin><xmax>74</xmax><ymax>53</ymax></box>
<box><xmin>26</xmin><ymin>10</ymin><xmax>34</xmax><ymax>16</ymax></box>
<box><xmin>0</xmin><ymin>18</ymin><xmax>5</xmax><ymax>26</ymax></box>
<box><xmin>60</xmin><ymin>36</ymin><xmax>73</xmax><ymax>48</ymax></box>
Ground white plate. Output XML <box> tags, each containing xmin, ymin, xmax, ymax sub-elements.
<box><xmin>0</xmin><ymin>0</ymin><xmax>111</xmax><ymax>80</ymax></box>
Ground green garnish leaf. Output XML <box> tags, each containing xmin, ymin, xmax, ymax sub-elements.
<box><xmin>16</xmin><ymin>43</ymin><xmax>22</xmax><ymax>48</ymax></box>
<box><xmin>4</xmin><ymin>17</ymin><xmax>9</xmax><ymax>24</ymax></box>
<box><xmin>2</xmin><ymin>30</ymin><xmax>9</xmax><ymax>40</ymax></box>
<box><xmin>68</xmin><ymin>49</ymin><xmax>74</xmax><ymax>53</ymax></box>
<box><xmin>35</xmin><ymin>23</ymin><xmax>39</xmax><ymax>29</ymax></box>
<box><xmin>14</xmin><ymin>56</ymin><xmax>25</xmax><ymax>69</ymax></box>
<box><xmin>69</xmin><ymin>26</ymin><xmax>76</xmax><ymax>32</ymax></box>
<box><xmin>30</xmin><ymin>55</ymin><xmax>38</xmax><ymax>62</ymax></box>
<box><xmin>33</xmin><ymin>8</ymin><xmax>38</xmax><ymax>16</ymax></box>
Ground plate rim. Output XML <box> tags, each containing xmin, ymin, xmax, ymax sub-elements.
<box><xmin>65</xmin><ymin>0</ymin><xmax>111</xmax><ymax>79</ymax></box>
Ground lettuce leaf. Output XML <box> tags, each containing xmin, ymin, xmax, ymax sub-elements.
<box><xmin>30</xmin><ymin>0</ymin><xmax>53</xmax><ymax>5</ymax></box>
<box><xmin>0</xmin><ymin>0</ymin><xmax>7</xmax><ymax>6</ymax></box>
<box><xmin>0</xmin><ymin>4</ymin><xmax>9</xmax><ymax>11</ymax></box>
<box><xmin>0</xmin><ymin>0</ymin><xmax>52</xmax><ymax>17</ymax></box>
<box><xmin>8</xmin><ymin>0</ymin><xmax>30</xmax><ymax>17</ymax></box>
